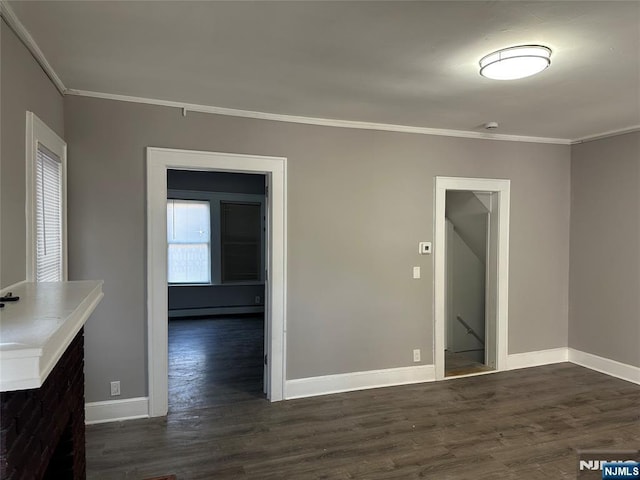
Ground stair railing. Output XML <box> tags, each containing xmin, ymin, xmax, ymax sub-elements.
<box><xmin>456</xmin><ymin>315</ymin><xmax>485</xmax><ymax>346</ymax></box>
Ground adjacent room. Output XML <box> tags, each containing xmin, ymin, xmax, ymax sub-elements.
<box><xmin>166</xmin><ymin>169</ymin><xmax>267</xmax><ymax>410</ymax></box>
<box><xmin>1</xmin><ymin>1</ymin><xmax>638</xmax><ymax>479</ymax></box>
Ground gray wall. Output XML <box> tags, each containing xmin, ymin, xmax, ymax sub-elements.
<box><xmin>167</xmin><ymin>169</ymin><xmax>265</xmax><ymax>314</ymax></box>
<box><xmin>64</xmin><ymin>95</ymin><xmax>571</xmax><ymax>402</ymax></box>
<box><xmin>448</xmin><ymin>227</ymin><xmax>485</xmax><ymax>360</ymax></box>
<box><xmin>445</xmin><ymin>191</ymin><xmax>489</xmax><ymax>262</ymax></box>
<box><xmin>569</xmin><ymin>132</ymin><xmax>640</xmax><ymax>367</ymax></box>
<box><xmin>1</xmin><ymin>20</ymin><xmax>64</xmax><ymax>288</ymax></box>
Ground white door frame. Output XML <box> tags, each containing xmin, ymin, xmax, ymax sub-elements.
<box><xmin>434</xmin><ymin>176</ymin><xmax>510</xmax><ymax>380</ymax></box>
<box><xmin>146</xmin><ymin>147</ymin><xmax>287</xmax><ymax>417</ymax></box>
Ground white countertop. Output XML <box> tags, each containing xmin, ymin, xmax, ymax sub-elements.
<box><xmin>0</xmin><ymin>281</ymin><xmax>104</xmax><ymax>392</ymax></box>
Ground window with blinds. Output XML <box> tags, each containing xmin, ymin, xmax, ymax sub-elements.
<box><xmin>26</xmin><ymin>112</ymin><xmax>67</xmax><ymax>282</ymax></box>
<box><xmin>35</xmin><ymin>144</ymin><xmax>63</xmax><ymax>282</ymax></box>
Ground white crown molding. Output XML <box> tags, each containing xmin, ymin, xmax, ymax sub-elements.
<box><xmin>85</xmin><ymin>397</ymin><xmax>149</xmax><ymax>424</ymax></box>
<box><xmin>0</xmin><ymin>0</ymin><xmax>66</xmax><ymax>95</ymax></box>
<box><xmin>65</xmin><ymin>88</ymin><xmax>572</xmax><ymax>145</ymax></box>
<box><xmin>570</xmin><ymin>125</ymin><xmax>640</xmax><ymax>145</ymax></box>
<box><xmin>0</xmin><ymin>0</ymin><xmax>640</xmax><ymax>145</ymax></box>
<box><xmin>5</xmin><ymin>0</ymin><xmax>634</xmax><ymax>147</ymax></box>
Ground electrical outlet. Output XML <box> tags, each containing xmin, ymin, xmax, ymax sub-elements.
<box><xmin>413</xmin><ymin>349</ymin><xmax>421</xmax><ymax>362</ymax></box>
<box><xmin>110</xmin><ymin>381</ymin><xmax>121</xmax><ymax>396</ymax></box>
<box><xmin>255</xmin><ymin>296</ymin><xmax>261</xmax><ymax>304</ymax></box>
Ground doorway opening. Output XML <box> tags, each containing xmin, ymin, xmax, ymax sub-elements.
<box><xmin>166</xmin><ymin>170</ymin><xmax>267</xmax><ymax>410</ymax></box>
<box><xmin>445</xmin><ymin>190</ymin><xmax>493</xmax><ymax>376</ymax></box>
<box><xmin>147</xmin><ymin>148</ymin><xmax>287</xmax><ymax>417</ymax></box>
<box><xmin>434</xmin><ymin>177</ymin><xmax>510</xmax><ymax>381</ymax></box>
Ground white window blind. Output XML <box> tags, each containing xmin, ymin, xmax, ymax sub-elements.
<box><xmin>35</xmin><ymin>144</ymin><xmax>63</xmax><ymax>282</ymax></box>
<box><xmin>167</xmin><ymin>199</ymin><xmax>211</xmax><ymax>283</ymax></box>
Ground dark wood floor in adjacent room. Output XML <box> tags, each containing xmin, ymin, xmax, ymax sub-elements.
<box><xmin>168</xmin><ymin>316</ymin><xmax>265</xmax><ymax>411</ymax></box>
<box><xmin>86</xmin><ymin>319</ymin><xmax>640</xmax><ymax>479</ymax></box>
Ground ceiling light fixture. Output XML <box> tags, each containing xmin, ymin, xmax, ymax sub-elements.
<box><xmin>479</xmin><ymin>45</ymin><xmax>551</xmax><ymax>80</ymax></box>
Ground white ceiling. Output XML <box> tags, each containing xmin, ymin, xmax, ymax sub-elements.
<box><xmin>6</xmin><ymin>1</ymin><xmax>640</xmax><ymax>141</ymax></box>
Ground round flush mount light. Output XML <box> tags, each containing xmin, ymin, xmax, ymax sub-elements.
<box><xmin>479</xmin><ymin>45</ymin><xmax>551</xmax><ymax>80</ymax></box>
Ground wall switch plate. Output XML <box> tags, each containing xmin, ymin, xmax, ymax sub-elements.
<box><xmin>413</xmin><ymin>349</ymin><xmax>421</xmax><ymax>362</ymax></box>
<box><xmin>110</xmin><ymin>381</ymin><xmax>121</xmax><ymax>396</ymax></box>
<box><xmin>418</xmin><ymin>242</ymin><xmax>432</xmax><ymax>255</ymax></box>
<box><xmin>413</xmin><ymin>266</ymin><xmax>421</xmax><ymax>279</ymax></box>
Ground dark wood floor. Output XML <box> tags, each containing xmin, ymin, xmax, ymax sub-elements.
<box><xmin>86</xmin><ymin>324</ymin><xmax>640</xmax><ymax>479</ymax></box>
<box><xmin>168</xmin><ymin>316</ymin><xmax>265</xmax><ymax>411</ymax></box>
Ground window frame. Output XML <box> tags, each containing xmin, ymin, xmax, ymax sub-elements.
<box><xmin>25</xmin><ymin>112</ymin><xmax>68</xmax><ymax>282</ymax></box>
<box><xmin>167</xmin><ymin>189</ymin><xmax>265</xmax><ymax>286</ymax></box>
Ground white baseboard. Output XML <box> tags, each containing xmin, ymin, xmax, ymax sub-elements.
<box><xmin>507</xmin><ymin>347</ymin><xmax>569</xmax><ymax>370</ymax></box>
<box><xmin>85</xmin><ymin>396</ymin><xmax>149</xmax><ymax>424</ymax></box>
<box><xmin>81</xmin><ymin>350</ymin><xmax>637</xmax><ymax>423</ymax></box>
<box><xmin>506</xmin><ymin>347</ymin><xmax>639</xmax><ymax>385</ymax></box>
<box><xmin>569</xmin><ymin>349</ymin><xmax>640</xmax><ymax>385</ymax></box>
<box><xmin>284</xmin><ymin>364</ymin><xmax>436</xmax><ymax>400</ymax></box>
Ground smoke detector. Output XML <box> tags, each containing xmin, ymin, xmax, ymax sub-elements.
<box><xmin>484</xmin><ymin>121</ymin><xmax>499</xmax><ymax>130</ymax></box>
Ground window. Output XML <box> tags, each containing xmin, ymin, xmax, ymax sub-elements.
<box><xmin>167</xmin><ymin>190</ymin><xmax>265</xmax><ymax>285</ymax></box>
<box><xmin>26</xmin><ymin>112</ymin><xmax>67</xmax><ymax>282</ymax></box>
<box><xmin>220</xmin><ymin>202</ymin><xmax>262</xmax><ymax>282</ymax></box>
<box><xmin>167</xmin><ymin>199</ymin><xmax>211</xmax><ymax>283</ymax></box>
<box><xmin>35</xmin><ymin>145</ymin><xmax>63</xmax><ymax>281</ymax></box>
